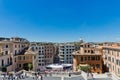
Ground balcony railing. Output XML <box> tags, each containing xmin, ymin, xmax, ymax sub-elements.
<box><xmin>14</xmin><ymin>47</ymin><xmax>29</xmax><ymax>56</ymax></box>
<box><xmin>5</xmin><ymin>62</ymin><xmax>12</xmax><ymax>67</ymax></box>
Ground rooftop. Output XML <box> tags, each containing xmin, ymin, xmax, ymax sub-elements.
<box><xmin>102</xmin><ymin>46</ymin><xmax>120</xmax><ymax>50</ymax></box>
<box><xmin>73</xmin><ymin>50</ymin><xmax>101</xmax><ymax>55</ymax></box>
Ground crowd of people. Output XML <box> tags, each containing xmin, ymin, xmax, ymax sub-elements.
<box><xmin>1</xmin><ymin>71</ymin><xmax>28</xmax><ymax>80</ymax></box>
<box><xmin>32</xmin><ymin>73</ymin><xmax>43</xmax><ymax>80</ymax></box>
<box><xmin>0</xmin><ymin>69</ymin><xmax>81</xmax><ymax>80</ymax></box>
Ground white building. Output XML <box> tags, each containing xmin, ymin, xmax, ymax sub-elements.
<box><xmin>37</xmin><ymin>45</ymin><xmax>45</xmax><ymax>70</ymax></box>
<box><xmin>30</xmin><ymin>43</ymin><xmax>45</xmax><ymax>71</ymax></box>
<box><xmin>58</xmin><ymin>43</ymin><xmax>75</xmax><ymax>64</ymax></box>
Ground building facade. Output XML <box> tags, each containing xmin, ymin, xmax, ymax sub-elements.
<box><xmin>0</xmin><ymin>41</ymin><xmax>12</xmax><ymax>71</ymax></box>
<box><xmin>73</xmin><ymin>43</ymin><xmax>103</xmax><ymax>73</ymax></box>
<box><xmin>11</xmin><ymin>37</ymin><xmax>29</xmax><ymax>71</ymax></box>
<box><xmin>103</xmin><ymin>43</ymin><xmax>120</xmax><ymax>76</ymax></box>
<box><xmin>0</xmin><ymin>37</ymin><xmax>29</xmax><ymax>72</ymax></box>
<box><xmin>30</xmin><ymin>42</ymin><xmax>55</xmax><ymax>71</ymax></box>
<box><xmin>58</xmin><ymin>43</ymin><xmax>75</xmax><ymax>64</ymax></box>
<box><xmin>17</xmin><ymin>47</ymin><xmax>37</xmax><ymax>71</ymax></box>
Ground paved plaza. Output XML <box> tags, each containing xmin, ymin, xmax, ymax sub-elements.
<box><xmin>0</xmin><ymin>76</ymin><xmax>113</xmax><ymax>80</ymax></box>
<box><xmin>0</xmin><ymin>70</ymin><xmax>114</xmax><ymax>80</ymax></box>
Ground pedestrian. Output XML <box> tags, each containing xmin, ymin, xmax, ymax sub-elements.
<box><xmin>41</xmin><ymin>75</ymin><xmax>43</xmax><ymax>80</ymax></box>
<box><xmin>69</xmin><ymin>73</ymin><xmax>71</xmax><ymax>77</ymax></box>
<box><xmin>2</xmin><ymin>77</ymin><xmax>4</xmax><ymax>80</ymax></box>
<box><xmin>38</xmin><ymin>75</ymin><xmax>41</xmax><ymax>80</ymax></box>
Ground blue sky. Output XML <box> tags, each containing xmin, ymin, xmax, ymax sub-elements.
<box><xmin>0</xmin><ymin>0</ymin><xmax>120</xmax><ymax>42</ymax></box>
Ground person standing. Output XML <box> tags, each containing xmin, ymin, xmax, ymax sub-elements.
<box><xmin>38</xmin><ymin>75</ymin><xmax>41</xmax><ymax>80</ymax></box>
<box><xmin>41</xmin><ymin>75</ymin><xmax>43</xmax><ymax>80</ymax></box>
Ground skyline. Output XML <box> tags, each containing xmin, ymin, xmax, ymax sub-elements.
<box><xmin>0</xmin><ymin>0</ymin><xmax>120</xmax><ymax>42</ymax></box>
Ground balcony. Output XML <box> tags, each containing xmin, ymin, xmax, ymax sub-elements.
<box><xmin>5</xmin><ymin>62</ymin><xmax>12</xmax><ymax>67</ymax></box>
<box><xmin>59</xmin><ymin>56</ymin><xmax>64</xmax><ymax>59</ymax></box>
<box><xmin>14</xmin><ymin>47</ymin><xmax>29</xmax><ymax>56</ymax></box>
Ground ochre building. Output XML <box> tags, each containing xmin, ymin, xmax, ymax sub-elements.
<box><xmin>73</xmin><ymin>43</ymin><xmax>103</xmax><ymax>73</ymax></box>
<box><xmin>102</xmin><ymin>43</ymin><xmax>120</xmax><ymax>76</ymax></box>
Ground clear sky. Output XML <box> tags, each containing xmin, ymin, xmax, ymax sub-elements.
<box><xmin>0</xmin><ymin>0</ymin><xmax>120</xmax><ymax>42</ymax></box>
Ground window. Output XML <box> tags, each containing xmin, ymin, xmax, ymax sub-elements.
<box><xmin>81</xmin><ymin>57</ymin><xmax>83</xmax><ymax>62</ymax></box>
<box><xmin>91</xmin><ymin>56</ymin><xmax>95</xmax><ymax>60</ymax></box>
<box><xmin>88</xmin><ymin>45</ymin><xmax>90</xmax><ymax>47</ymax></box>
<box><xmin>39</xmin><ymin>64</ymin><xmax>41</xmax><ymax>66</ymax></box>
<box><xmin>112</xmin><ymin>58</ymin><xmax>114</xmax><ymax>63</ymax></box>
<box><xmin>66</xmin><ymin>58</ymin><xmax>68</xmax><ymax>60</ymax></box>
<box><xmin>84</xmin><ymin>57</ymin><xmax>87</xmax><ymax>61</ymax></box>
<box><xmin>117</xmin><ymin>52</ymin><xmax>119</xmax><ymax>56</ymax></box>
<box><xmin>112</xmin><ymin>51</ymin><xmax>113</xmax><ymax>55</ymax></box>
<box><xmin>1</xmin><ymin>52</ymin><xmax>4</xmax><ymax>55</ymax></box>
<box><xmin>19</xmin><ymin>56</ymin><xmax>21</xmax><ymax>60</ymax></box>
<box><xmin>108</xmin><ymin>57</ymin><xmax>111</xmax><ymax>62</ymax></box>
<box><xmin>6</xmin><ymin>45</ymin><xmax>9</xmax><ymax>48</ymax></box>
<box><xmin>19</xmin><ymin>45</ymin><xmax>20</xmax><ymax>48</ymax></box>
<box><xmin>7</xmin><ymin>58</ymin><xmax>9</xmax><ymax>64</ymax></box>
<box><xmin>108</xmin><ymin>64</ymin><xmax>111</xmax><ymax>69</ymax></box>
<box><xmin>88</xmin><ymin>56</ymin><xmax>90</xmax><ymax>60</ymax></box>
<box><xmin>36</xmin><ymin>47</ymin><xmax>38</xmax><ymax>49</ymax></box>
<box><xmin>19</xmin><ymin>50</ymin><xmax>20</xmax><ymax>53</ymax></box>
<box><xmin>118</xmin><ymin>68</ymin><xmax>120</xmax><ymax>74</ymax></box>
<box><xmin>84</xmin><ymin>50</ymin><xmax>87</xmax><ymax>53</ymax></box>
<box><xmin>15</xmin><ymin>58</ymin><xmax>16</xmax><ymax>62</ymax></box>
<box><xmin>19</xmin><ymin>64</ymin><xmax>21</xmax><ymax>67</ymax></box>
<box><xmin>10</xmin><ymin>58</ymin><xmax>12</xmax><ymax>63</ymax></box>
<box><xmin>15</xmin><ymin>50</ymin><xmax>17</xmax><ymax>55</ymax></box>
<box><xmin>5</xmin><ymin>51</ymin><xmax>8</xmax><ymax>55</ymax></box>
<box><xmin>88</xmin><ymin>50</ymin><xmax>90</xmax><ymax>53</ymax></box>
<box><xmin>96</xmin><ymin>56</ymin><xmax>100</xmax><ymax>60</ymax></box>
<box><xmin>119</xmin><ymin>60</ymin><xmax>120</xmax><ymax>66</ymax></box>
<box><xmin>15</xmin><ymin>45</ymin><xmax>17</xmax><ymax>48</ymax></box>
<box><xmin>2</xmin><ymin>60</ymin><xmax>4</xmax><ymax>66</ymax></box>
<box><xmin>116</xmin><ymin>60</ymin><xmax>119</xmax><ymax>65</ymax></box>
<box><xmin>108</xmin><ymin>50</ymin><xmax>110</xmax><ymax>54</ymax></box>
<box><xmin>23</xmin><ymin>56</ymin><xmax>25</xmax><ymax>60</ymax></box>
<box><xmin>91</xmin><ymin>50</ymin><xmax>94</xmax><ymax>53</ymax></box>
<box><xmin>66</xmin><ymin>49</ymin><xmax>68</xmax><ymax>51</ymax></box>
<box><xmin>22</xmin><ymin>45</ymin><xmax>24</xmax><ymax>48</ymax></box>
<box><xmin>113</xmin><ymin>65</ymin><xmax>114</xmax><ymax>71</ymax></box>
<box><xmin>39</xmin><ymin>60</ymin><xmax>41</xmax><ymax>62</ymax></box>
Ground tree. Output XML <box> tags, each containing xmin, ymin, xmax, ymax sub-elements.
<box><xmin>1</xmin><ymin>67</ymin><xmax>7</xmax><ymax>72</ymax></box>
<box><xmin>28</xmin><ymin>63</ymin><xmax>33</xmax><ymax>71</ymax></box>
<box><xmin>23</xmin><ymin>63</ymin><xmax>33</xmax><ymax>71</ymax></box>
<box><xmin>78</xmin><ymin>65</ymin><xmax>90</xmax><ymax>72</ymax></box>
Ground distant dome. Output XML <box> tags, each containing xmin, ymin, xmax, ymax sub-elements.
<box><xmin>79</xmin><ymin>38</ymin><xmax>83</xmax><ymax>43</ymax></box>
